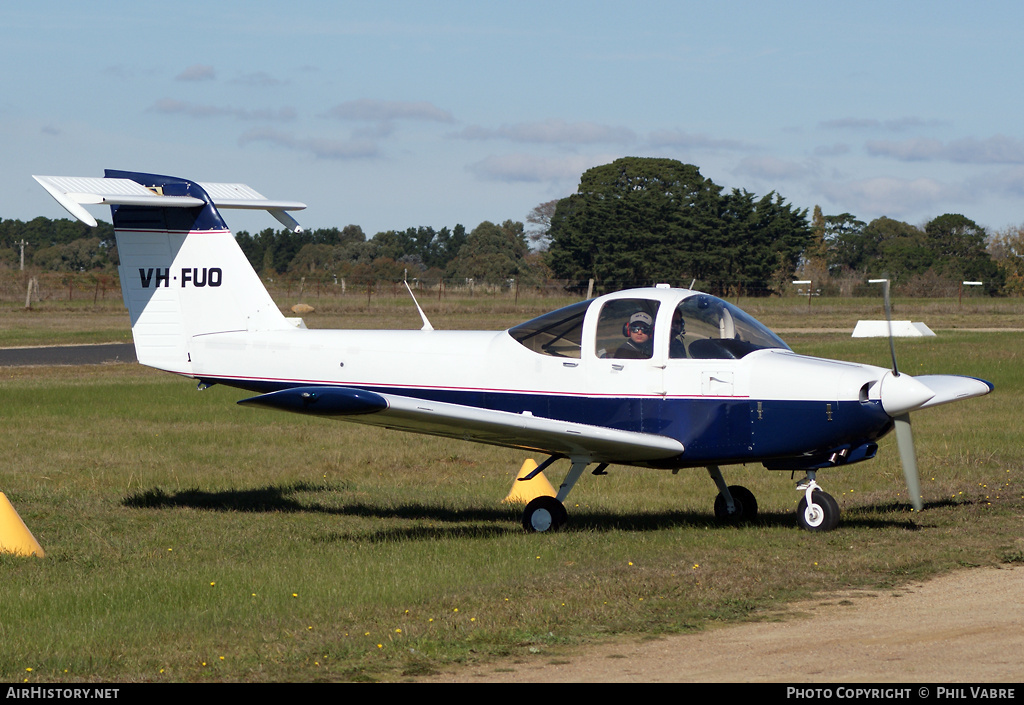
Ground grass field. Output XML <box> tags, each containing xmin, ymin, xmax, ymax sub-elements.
<box><xmin>0</xmin><ymin>294</ymin><xmax>1021</xmax><ymax>682</ymax></box>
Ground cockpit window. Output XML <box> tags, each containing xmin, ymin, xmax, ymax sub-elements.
<box><xmin>595</xmin><ymin>298</ymin><xmax>660</xmax><ymax>359</ymax></box>
<box><xmin>508</xmin><ymin>299</ymin><xmax>589</xmax><ymax>358</ymax></box>
<box><xmin>670</xmin><ymin>294</ymin><xmax>790</xmax><ymax>359</ymax></box>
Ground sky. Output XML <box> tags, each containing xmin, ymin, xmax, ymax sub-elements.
<box><xmin>5</xmin><ymin>1</ymin><xmax>1024</xmax><ymax>240</ymax></box>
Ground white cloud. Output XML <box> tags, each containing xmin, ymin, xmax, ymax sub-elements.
<box><xmin>814</xmin><ymin>143</ymin><xmax>850</xmax><ymax>157</ymax></box>
<box><xmin>229</xmin><ymin>71</ymin><xmax>288</xmax><ymax>88</ymax></box>
<box><xmin>867</xmin><ymin>135</ymin><xmax>1024</xmax><ymax>164</ymax></box>
<box><xmin>239</xmin><ymin>127</ymin><xmax>379</xmax><ymax>160</ymax></box>
<box><xmin>865</xmin><ymin>138</ymin><xmax>944</xmax><ymax>162</ymax></box>
<box><xmin>324</xmin><ymin>99</ymin><xmax>454</xmax><ymax>123</ymax></box>
<box><xmin>646</xmin><ymin>129</ymin><xmax>749</xmax><ymax>151</ymax></box>
<box><xmin>175</xmin><ymin>64</ymin><xmax>216</xmax><ymax>82</ymax></box>
<box><xmin>454</xmin><ymin>119</ymin><xmax>636</xmax><ymax>145</ymax></box>
<box><xmin>968</xmin><ymin>166</ymin><xmax>1024</xmax><ymax>199</ymax></box>
<box><xmin>818</xmin><ymin>176</ymin><xmax>961</xmax><ymax>220</ymax></box>
<box><xmin>734</xmin><ymin>155</ymin><xmax>817</xmax><ymax>181</ymax></box>
<box><xmin>466</xmin><ymin>153</ymin><xmax>606</xmax><ymax>183</ymax></box>
<box><xmin>148</xmin><ymin>99</ymin><xmax>296</xmax><ymax>122</ymax></box>
<box><xmin>820</xmin><ymin>116</ymin><xmax>941</xmax><ymax>132</ymax></box>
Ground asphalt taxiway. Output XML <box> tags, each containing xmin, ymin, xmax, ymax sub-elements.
<box><xmin>0</xmin><ymin>343</ymin><xmax>136</xmax><ymax>367</ymax></box>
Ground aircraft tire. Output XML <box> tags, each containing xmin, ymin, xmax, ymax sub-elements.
<box><xmin>522</xmin><ymin>496</ymin><xmax>568</xmax><ymax>533</ymax></box>
<box><xmin>797</xmin><ymin>489</ymin><xmax>840</xmax><ymax>532</ymax></box>
<box><xmin>713</xmin><ymin>485</ymin><xmax>758</xmax><ymax>523</ymax></box>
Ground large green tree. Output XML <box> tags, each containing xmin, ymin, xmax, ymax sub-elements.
<box><xmin>445</xmin><ymin>220</ymin><xmax>530</xmax><ymax>284</ymax></box>
<box><xmin>545</xmin><ymin>157</ymin><xmax>809</xmax><ymax>294</ymax></box>
<box><xmin>871</xmin><ymin>217</ymin><xmax>932</xmax><ymax>281</ymax></box>
<box><xmin>924</xmin><ymin>214</ymin><xmax>1002</xmax><ymax>292</ymax></box>
<box><xmin>819</xmin><ymin>212</ymin><xmax>868</xmax><ymax>273</ymax></box>
<box><xmin>988</xmin><ymin>224</ymin><xmax>1024</xmax><ymax>295</ymax></box>
<box><xmin>546</xmin><ymin>158</ymin><xmax>723</xmax><ymax>288</ymax></box>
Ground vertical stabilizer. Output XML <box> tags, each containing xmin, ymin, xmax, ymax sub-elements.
<box><xmin>34</xmin><ymin>171</ymin><xmax>305</xmax><ymax>375</ymax></box>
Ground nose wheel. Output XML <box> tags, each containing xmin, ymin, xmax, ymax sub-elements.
<box><xmin>795</xmin><ymin>474</ymin><xmax>840</xmax><ymax>531</ymax></box>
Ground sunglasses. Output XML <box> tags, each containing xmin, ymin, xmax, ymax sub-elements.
<box><xmin>629</xmin><ymin>323</ymin><xmax>651</xmax><ymax>334</ymax></box>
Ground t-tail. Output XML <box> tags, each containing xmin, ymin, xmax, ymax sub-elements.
<box><xmin>33</xmin><ymin>171</ymin><xmax>305</xmax><ymax>374</ymax></box>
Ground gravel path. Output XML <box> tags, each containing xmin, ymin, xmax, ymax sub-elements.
<box><xmin>420</xmin><ymin>565</ymin><xmax>1024</xmax><ymax>683</ymax></box>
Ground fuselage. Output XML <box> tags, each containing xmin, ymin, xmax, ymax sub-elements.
<box><xmin>187</xmin><ymin>287</ymin><xmax>895</xmax><ymax>470</ymax></box>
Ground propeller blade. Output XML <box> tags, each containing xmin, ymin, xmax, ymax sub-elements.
<box><xmin>882</xmin><ymin>279</ymin><xmax>899</xmax><ymax>376</ymax></box>
<box><xmin>893</xmin><ymin>413</ymin><xmax>923</xmax><ymax>511</ymax></box>
<box><xmin>869</xmin><ymin>278</ymin><xmax>900</xmax><ymax>375</ymax></box>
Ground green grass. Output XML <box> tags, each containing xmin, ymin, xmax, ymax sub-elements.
<box><xmin>0</xmin><ymin>302</ymin><xmax>1021</xmax><ymax>682</ymax></box>
<box><xmin>2</xmin><ymin>289</ymin><xmax>1023</xmax><ymax>348</ymax></box>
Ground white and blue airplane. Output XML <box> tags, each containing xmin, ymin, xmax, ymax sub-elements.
<box><xmin>34</xmin><ymin>170</ymin><xmax>993</xmax><ymax>533</ymax></box>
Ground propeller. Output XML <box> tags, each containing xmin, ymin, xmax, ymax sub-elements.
<box><xmin>871</xmin><ymin>278</ymin><xmax>924</xmax><ymax>512</ymax></box>
<box><xmin>893</xmin><ymin>413</ymin><xmax>922</xmax><ymax>511</ymax></box>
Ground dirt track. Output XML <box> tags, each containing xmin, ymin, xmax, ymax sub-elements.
<box><xmin>421</xmin><ymin>565</ymin><xmax>1023</xmax><ymax>683</ymax></box>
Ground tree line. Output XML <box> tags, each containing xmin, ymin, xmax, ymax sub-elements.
<box><xmin>544</xmin><ymin>157</ymin><xmax>1014</xmax><ymax>296</ymax></box>
<box><xmin>3</xmin><ymin>156</ymin><xmax>1019</xmax><ymax>296</ymax></box>
<box><xmin>545</xmin><ymin>158</ymin><xmax>811</xmax><ymax>295</ymax></box>
<box><xmin>0</xmin><ymin>215</ymin><xmax>550</xmax><ymax>289</ymax></box>
<box><xmin>802</xmin><ymin>209</ymin><xmax>1005</xmax><ymax>296</ymax></box>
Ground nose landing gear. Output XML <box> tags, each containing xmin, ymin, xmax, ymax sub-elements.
<box><xmin>795</xmin><ymin>472</ymin><xmax>840</xmax><ymax>532</ymax></box>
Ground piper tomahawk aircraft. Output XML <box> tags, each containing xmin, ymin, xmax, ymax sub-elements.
<box><xmin>34</xmin><ymin>170</ymin><xmax>993</xmax><ymax>533</ymax></box>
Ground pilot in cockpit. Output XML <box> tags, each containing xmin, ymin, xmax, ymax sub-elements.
<box><xmin>615</xmin><ymin>312</ymin><xmax>654</xmax><ymax>359</ymax></box>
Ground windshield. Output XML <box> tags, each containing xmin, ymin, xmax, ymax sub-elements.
<box><xmin>671</xmin><ymin>294</ymin><xmax>790</xmax><ymax>359</ymax></box>
<box><xmin>507</xmin><ymin>299</ymin><xmax>589</xmax><ymax>358</ymax></box>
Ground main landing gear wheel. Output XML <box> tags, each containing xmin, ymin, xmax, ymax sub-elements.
<box><xmin>713</xmin><ymin>485</ymin><xmax>758</xmax><ymax>523</ymax></box>
<box><xmin>797</xmin><ymin>489</ymin><xmax>840</xmax><ymax>532</ymax></box>
<box><xmin>522</xmin><ymin>496</ymin><xmax>568</xmax><ymax>533</ymax></box>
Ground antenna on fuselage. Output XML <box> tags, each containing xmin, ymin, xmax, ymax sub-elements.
<box><xmin>403</xmin><ymin>271</ymin><xmax>434</xmax><ymax>331</ymax></box>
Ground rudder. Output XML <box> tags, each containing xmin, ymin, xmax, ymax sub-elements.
<box><xmin>34</xmin><ymin>170</ymin><xmax>306</xmax><ymax>374</ymax></box>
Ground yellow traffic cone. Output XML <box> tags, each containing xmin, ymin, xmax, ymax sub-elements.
<box><xmin>503</xmin><ymin>459</ymin><xmax>557</xmax><ymax>505</ymax></box>
<box><xmin>0</xmin><ymin>492</ymin><xmax>45</xmax><ymax>558</ymax></box>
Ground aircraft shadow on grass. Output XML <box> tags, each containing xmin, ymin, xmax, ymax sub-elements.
<box><xmin>120</xmin><ymin>482</ymin><xmax>951</xmax><ymax>541</ymax></box>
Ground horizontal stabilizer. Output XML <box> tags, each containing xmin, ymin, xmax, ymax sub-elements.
<box><xmin>33</xmin><ymin>174</ymin><xmax>306</xmax><ymax>232</ymax></box>
<box><xmin>238</xmin><ymin>387</ymin><xmax>389</xmax><ymax>416</ymax></box>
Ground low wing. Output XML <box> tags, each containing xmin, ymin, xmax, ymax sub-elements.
<box><xmin>238</xmin><ymin>386</ymin><xmax>684</xmax><ymax>464</ymax></box>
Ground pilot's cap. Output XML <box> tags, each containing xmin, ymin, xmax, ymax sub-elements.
<box><xmin>629</xmin><ymin>312</ymin><xmax>653</xmax><ymax>327</ymax></box>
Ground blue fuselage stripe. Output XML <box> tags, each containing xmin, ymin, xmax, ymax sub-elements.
<box><xmin>206</xmin><ymin>376</ymin><xmax>893</xmax><ymax>467</ymax></box>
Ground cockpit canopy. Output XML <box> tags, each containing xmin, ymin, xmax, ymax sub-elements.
<box><xmin>507</xmin><ymin>298</ymin><xmax>589</xmax><ymax>358</ymax></box>
<box><xmin>508</xmin><ymin>292</ymin><xmax>790</xmax><ymax>360</ymax></box>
